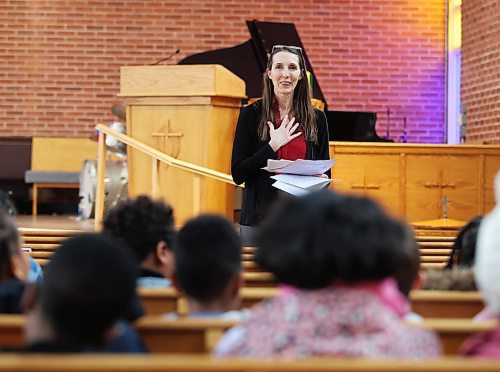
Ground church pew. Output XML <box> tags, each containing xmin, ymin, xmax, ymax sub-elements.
<box><xmin>420</xmin><ymin>318</ymin><xmax>497</xmax><ymax>355</ymax></box>
<box><xmin>137</xmin><ymin>288</ymin><xmax>180</xmax><ymax>315</ymax></box>
<box><xmin>0</xmin><ymin>355</ymin><xmax>500</xmax><ymax>372</ymax></box>
<box><xmin>0</xmin><ymin>315</ymin><xmax>237</xmax><ymax>353</ymax></box>
<box><xmin>0</xmin><ymin>314</ymin><xmax>496</xmax><ymax>356</ymax></box>
<box><xmin>0</xmin><ymin>315</ymin><xmax>24</xmax><ymax>349</ymax></box>
<box><xmin>138</xmin><ymin>288</ymin><xmax>483</xmax><ymax>320</ymax></box>
<box><xmin>410</xmin><ymin>291</ymin><xmax>484</xmax><ymax>318</ymax></box>
<box><xmin>242</xmin><ymin>272</ymin><xmax>275</xmax><ymax>287</ymax></box>
<box><xmin>138</xmin><ymin>287</ymin><xmax>278</xmax><ymax>316</ymax></box>
<box><xmin>135</xmin><ymin>317</ymin><xmax>237</xmax><ymax>353</ymax></box>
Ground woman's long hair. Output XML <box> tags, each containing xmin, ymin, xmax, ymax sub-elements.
<box><xmin>0</xmin><ymin>212</ymin><xmax>20</xmax><ymax>281</ymax></box>
<box><xmin>258</xmin><ymin>46</ymin><xmax>318</xmax><ymax>144</ymax></box>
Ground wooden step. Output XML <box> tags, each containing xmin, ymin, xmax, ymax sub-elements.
<box><xmin>420</xmin><ymin>256</ymin><xmax>449</xmax><ymax>263</ymax></box>
<box><xmin>416</xmin><ymin>236</ymin><xmax>455</xmax><ymax>242</ymax></box>
<box><xmin>22</xmin><ymin>236</ymin><xmax>67</xmax><ymax>244</ymax></box>
<box><xmin>418</xmin><ymin>241</ymin><xmax>454</xmax><ymax>248</ymax></box>
<box><xmin>421</xmin><ymin>262</ymin><xmax>446</xmax><ymax>269</ymax></box>
<box><xmin>419</xmin><ymin>248</ymin><xmax>452</xmax><ymax>255</ymax></box>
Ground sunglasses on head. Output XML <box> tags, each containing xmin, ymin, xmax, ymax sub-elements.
<box><xmin>271</xmin><ymin>45</ymin><xmax>303</xmax><ymax>54</ymax></box>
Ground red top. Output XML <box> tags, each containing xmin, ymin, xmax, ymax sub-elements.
<box><xmin>272</xmin><ymin>101</ymin><xmax>306</xmax><ymax>161</ymax></box>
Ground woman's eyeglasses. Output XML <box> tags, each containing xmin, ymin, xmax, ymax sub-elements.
<box><xmin>271</xmin><ymin>45</ymin><xmax>303</xmax><ymax>55</ymax></box>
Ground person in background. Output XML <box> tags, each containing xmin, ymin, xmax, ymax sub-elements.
<box><xmin>0</xmin><ymin>211</ymin><xmax>29</xmax><ymax>313</ymax></box>
<box><xmin>103</xmin><ymin>196</ymin><xmax>176</xmax><ymax>288</ymax></box>
<box><xmin>461</xmin><ymin>173</ymin><xmax>500</xmax><ymax>356</ymax></box>
<box><xmin>22</xmin><ymin>234</ymin><xmax>145</xmax><ymax>352</ymax></box>
<box><xmin>215</xmin><ymin>191</ymin><xmax>441</xmax><ymax>358</ymax></box>
<box><xmin>446</xmin><ymin>216</ymin><xmax>483</xmax><ymax>270</ymax></box>
<box><xmin>231</xmin><ymin>45</ymin><xmax>330</xmax><ymax>246</ymax></box>
<box><xmin>423</xmin><ymin>216</ymin><xmax>483</xmax><ymax>291</ymax></box>
<box><xmin>171</xmin><ymin>214</ymin><xmax>245</xmax><ymax>320</ymax></box>
<box><xmin>0</xmin><ymin>192</ymin><xmax>43</xmax><ymax>284</ymax></box>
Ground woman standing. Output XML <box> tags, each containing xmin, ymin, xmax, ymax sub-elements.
<box><xmin>231</xmin><ymin>45</ymin><xmax>330</xmax><ymax>245</ymax></box>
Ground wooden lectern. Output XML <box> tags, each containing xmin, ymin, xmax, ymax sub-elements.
<box><xmin>119</xmin><ymin>65</ymin><xmax>246</xmax><ymax>224</ymax></box>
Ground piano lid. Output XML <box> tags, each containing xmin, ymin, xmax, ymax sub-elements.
<box><xmin>179</xmin><ymin>20</ymin><xmax>327</xmax><ymax>108</ymax></box>
<box><xmin>178</xmin><ymin>20</ymin><xmax>392</xmax><ymax>142</ymax></box>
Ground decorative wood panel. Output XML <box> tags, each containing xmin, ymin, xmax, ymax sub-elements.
<box><xmin>330</xmin><ymin>142</ymin><xmax>500</xmax><ymax>223</ymax></box>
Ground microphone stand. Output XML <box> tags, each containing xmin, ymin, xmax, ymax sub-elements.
<box><xmin>400</xmin><ymin>117</ymin><xmax>408</xmax><ymax>143</ymax></box>
<box><xmin>150</xmin><ymin>49</ymin><xmax>180</xmax><ymax>65</ymax></box>
<box><xmin>383</xmin><ymin>108</ymin><xmax>391</xmax><ymax>141</ymax></box>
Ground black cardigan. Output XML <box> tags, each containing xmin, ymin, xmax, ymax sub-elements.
<box><xmin>231</xmin><ymin>100</ymin><xmax>330</xmax><ymax>227</ymax></box>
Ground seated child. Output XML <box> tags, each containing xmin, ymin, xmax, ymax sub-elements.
<box><xmin>461</xmin><ymin>172</ymin><xmax>500</xmax><ymax>357</ymax></box>
<box><xmin>0</xmin><ymin>211</ymin><xmax>29</xmax><ymax>313</ymax></box>
<box><xmin>22</xmin><ymin>233</ymin><xmax>145</xmax><ymax>352</ymax></box>
<box><xmin>215</xmin><ymin>191</ymin><xmax>441</xmax><ymax>358</ymax></box>
<box><xmin>103</xmin><ymin>196</ymin><xmax>176</xmax><ymax>288</ymax></box>
<box><xmin>424</xmin><ymin>216</ymin><xmax>482</xmax><ymax>291</ymax></box>
<box><xmin>172</xmin><ymin>214</ymin><xmax>244</xmax><ymax>319</ymax></box>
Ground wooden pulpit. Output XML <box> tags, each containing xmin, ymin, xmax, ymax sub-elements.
<box><xmin>119</xmin><ymin>65</ymin><xmax>246</xmax><ymax>224</ymax></box>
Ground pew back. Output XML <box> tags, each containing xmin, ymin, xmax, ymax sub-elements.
<box><xmin>0</xmin><ymin>314</ymin><xmax>496</xmax><ymax>356</ymax></box>
<box><xmin>0</xmin><ymin>354</ymin><xmax>499</xmax><ymax>372</ymax></box>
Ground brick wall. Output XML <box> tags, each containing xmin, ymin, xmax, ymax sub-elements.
<box><xmin>0</xmin><ymin>0</ymin><xmax>445</xmax><ymax>143</ymax></box>
<box><xmin>462</xmin><ymin>0</ymin><xmax>500</xmax><ymax>144</ymax></box>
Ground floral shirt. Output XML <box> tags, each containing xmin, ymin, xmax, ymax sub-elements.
<box><xmin>215</xmin><ymin>285</ymin><xmax>441</xmax><ymax>358</ymax></box>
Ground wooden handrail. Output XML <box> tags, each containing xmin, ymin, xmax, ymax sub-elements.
<box><xmin>94</xmin><ymin>124</ymin><xmax>242</xmax><ymax>229</ymax></box>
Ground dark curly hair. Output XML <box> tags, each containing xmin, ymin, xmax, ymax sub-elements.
<box><xmin>255</xmin><ymin>191</ymin><xmax>408</xmax><ymax>289</ymax></box>
<box><xmin>40</xmin><ymin>234</ymin><xmax>136</xmax><ymax>345</ymax></box>
<box><xmin>446</xmin><ymin>216</ymin><xmax>483</xmax><ymax>270</ymax></box>
<box><xmin>102</xmin><ymin>196</ymin><xmax>176</xmax><ymax>263</ymax></box>
<box><xmin>174</xmin><ymin>214</ymin><xmax>241</xmax><ymax>304</ymax></box>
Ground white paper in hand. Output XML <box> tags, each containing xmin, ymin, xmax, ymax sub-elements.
<box><xmin>263</xmin><ymin>159</ymin><xmax>336</xmax><ymax>176</ymax></box>
<box><xmin>272</xmin><ymin>180</ymin><xmax>310</xmax><ymax>196</ymax></box>
<box><xmin>271</xmin><ymin>174</ymin><xmax>332</xmax><ymax>195</ymax></box>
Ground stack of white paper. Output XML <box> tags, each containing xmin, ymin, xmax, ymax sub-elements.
<box><xmin>262</xmin><ymin>159</ymin><xmax>337</xmax><ymax>196</ymax></box>
<box><xmin>262</xmin><ymin>159</ymin><xmax>336</xmax><ymax>176</ymax></box>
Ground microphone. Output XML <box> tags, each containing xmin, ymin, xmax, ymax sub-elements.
<box><xmin>150</xmin><ymin>49</ymin><xmax>180</xmax><ymax>65</ymax></box>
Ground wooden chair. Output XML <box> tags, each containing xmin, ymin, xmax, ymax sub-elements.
<box><xmin>25</xmin><ymin>137</ymin><xmax>97</xmax><ymax>216</ymax></box>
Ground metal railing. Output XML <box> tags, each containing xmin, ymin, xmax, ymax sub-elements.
<box><xmin>94</xmin><ymin>124</ymin><xmax>242</xmax><ymax>229</ymax></box>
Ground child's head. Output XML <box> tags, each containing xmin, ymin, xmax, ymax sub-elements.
<box><xmin>174</xmin><ymin>215</ymin><xmax>242</xmax><ymax>311</ymax></box>
<box><xmin>0</xmin><ymin>211</ymin><xmax>28</xmax><ymax>282</ymax></box>
<box><xmin>255</xmin><ymin>191</ymin><xmax>408</xmax><ymax>289</ymax></box>
<box><xmin>393</xmin><ymin>227</ymin><xmax>421</xmax><ymax>297</ymax></box>
<box><xmin>446</xmin><ymin>216</ymin><xmax>483</xmax><ymax>269</ymax></box>
<box><xmin>25</xmin><ymin>234</ymin><xmax>136</xmax><ymax>346</ymax></box>
<box><xmin>103</xmin><ymin>196</ymin><xmax>176</xmax><ymax>278</ymax></box>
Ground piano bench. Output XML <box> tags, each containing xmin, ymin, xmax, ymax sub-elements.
<box><xmin>24</xmin><ymin>171</ymin><xmax>80</xmax><ymax>216</ymax></box>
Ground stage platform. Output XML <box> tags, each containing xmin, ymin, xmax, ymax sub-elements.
<box><xmin>16</xmin><ymin>215</ymin><xmax>95</xmax><ymax>234</ymax></box>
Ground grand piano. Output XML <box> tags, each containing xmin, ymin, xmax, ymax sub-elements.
<box><xmin>179</xmin><ymin>20</ymin><xmax>391</xmax><ymax>142</ymax></box>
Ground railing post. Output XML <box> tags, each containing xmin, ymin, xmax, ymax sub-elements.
<box><xmin>192</xmin><ymin>175</ymin><xmax>201</xmax><ymax>215</ymax></box>
<box><xmin>94</xmin><ymin>131</ymin><xmax>107</xmax><ymax>230</ymax></box>
<box><xmin>151</xmin><ymin>158</ymin><xmax>160</xmax><ymax>198</ymax></box>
